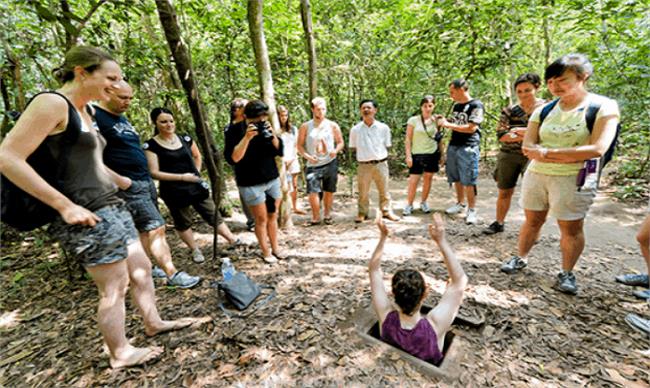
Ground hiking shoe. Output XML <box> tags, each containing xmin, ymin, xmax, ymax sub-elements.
<box><xmin>625</xmin><ymin>314</ymin><xmax>650</xmax><ymax>337</ymax></box>
<box><xmin>483</xmin><ymin>221</ymin><xmax>504</xmax><ymax>235</ymax></box>
<box><xmin>151</xmin><ymin>266</ymin><xmax>167</xmax><ymax>279</ymax></box>
<box><xmin>420</xmin><ymin>202</ymin><xmax>431</xmax><ymax>214</ymax></box>
<box><xmin>192</xmin><ymin>248</ymin><xmax>205</xmax><ymax>263</ymax></box>
<box><xmin>263</xmin><ymin>254</ymin><xmax>278</xmax><ymax>264</ymax></box>
<box><xmin>167</xmin><ymin>271</ymin><xmax>201</xmax><ymax>289</ymax></box>
<box><xmin>465</xmin><ymin>208</ymin><xmax>478</xmax><ymax>225</ymax></box>
<box><xmin>501</xmin><ymin>256</ymin><xmax>527</xmax><ymax>274</ymax></box>
<box><xmin>615</xmin><ymin>273</ymin><xmax>649</xmax><ymax>287</ymax></box>
<box><xmin>445</xmin><ymin>203</ymin><xmax>466</xmax><ymax>215</ymax></box>
<box><xmin>556</xmin><ymin>271</ymin><xmax>578</xmax><ymax>295</ymax></box>
<box><xmin>402</xmin><ymin>204</ymin><xmax>413</xmax><ymax>216</ymax></box>
<box><xmin>633</xmin><ymin>289</ymin><xmax>650</xmax><ymax>300</ymax></box>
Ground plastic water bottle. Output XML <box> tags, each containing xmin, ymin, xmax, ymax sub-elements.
<box><xmin>221</xmin><ymin>257</ymin><xmax>235</xmax><ymax>281</ymax></box>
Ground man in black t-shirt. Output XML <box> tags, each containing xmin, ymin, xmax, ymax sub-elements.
<box><xmin>437</xmin><ymin>79</ymin><xmax>484</xmax><ymax>225</ymax></box>
<box><xmin>96</xmin><ymin>82</ymin><xmax>200</xmax><ymax>288</ymax></box>
<box><xmin>224</xmin><ymin>100</ymin><xmax>285</xmax><ymax>264</ymax></box>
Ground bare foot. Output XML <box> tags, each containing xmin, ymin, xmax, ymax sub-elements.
<box><xmin>110</xmin><ymin>345</ymin><xmax>164</xmax><ymax>369</ymax></box>
<box><xmin>293</xmin><ymin>208</ymin><xmax>306</xmax><ymax>215</ymax></box>
<box><xmin>145</xmin><ymin>316</ymin><xmax>211</xmax><ymax>337</ymax></box>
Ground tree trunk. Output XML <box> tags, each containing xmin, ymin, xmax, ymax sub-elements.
<box><xmin>247</xmin><ymin>0</ymin><xmax>292</xmax><ymax>228</ymax></box>
<box><xmin>300</xmin><ymin>0</ymin><xmax>317</xmax><ymax>101</ymax></box>
<box><xmin>1</xmin><ymin>75</ymin><xmax>11</xmax><ymax>137</ymax></box>
<box><xmin>4</xmin><ymin>45</ymin><xmax>25</xmax><ymax>112</ymax></box>
<box><xmin>155</xmin><ymin>0</ymin><xmax>225</xmax><ymax>258</ymax></box>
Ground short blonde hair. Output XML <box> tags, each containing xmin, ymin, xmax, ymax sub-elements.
<box><xmin>311</xmin><ymin>97</ymin><xmax>326</xmax><ymax>108</ymax></box>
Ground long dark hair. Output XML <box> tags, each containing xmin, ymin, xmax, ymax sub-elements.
<box><xmin>277</xmin><ymin>105</ymin><xmax>292</xmax><ymax>134</ymax></box>
<box><xmin>392</xmin><ymin>269</ymin><xmax>426</xmax><ymax>316</ymax></box>
<box><xmin>150</xmin><ymin>107</ymin><xmax>174</xmax><ymax>135</ymax></box>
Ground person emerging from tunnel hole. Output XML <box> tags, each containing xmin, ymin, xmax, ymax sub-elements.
<box><xmin>368</xmin><ymin>212</ymin><xmax>468</xmax><ymax>364</ymax></box>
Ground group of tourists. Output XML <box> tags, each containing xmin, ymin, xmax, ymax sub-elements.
<box><xmin>0</xmin><ymin>45</ymin><xmax>647</xmax><ymax>369</ymax></box>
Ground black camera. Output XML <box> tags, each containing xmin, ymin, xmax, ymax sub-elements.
<box><xmin>255</xmin><ymin>121</ymin><xmax>274</xmax><ymax>139</ymax></box>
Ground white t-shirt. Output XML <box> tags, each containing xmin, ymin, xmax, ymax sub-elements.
<box><xmin>349</xmin><ymin>120</ymin><xmax>391</xmax><ymax>162</ymax></box>
<box><xmin>280</xmin><ymin>127</ymin><xmax>298</xmax><ymax>162</ymax></box>
<box><xmin>528</xmin><ymin>93</ymin><xmax>619</xmax><ymax>176</ymax></box>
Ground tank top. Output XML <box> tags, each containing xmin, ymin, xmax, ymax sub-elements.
<box><xmin>305</xmin><ymin>119</ymin><xmax>336</xmax><ymax>167</ymax></box>
<box><xmin>42</xmin><ymin>93</ymin><xmax>119</xmax><ymax>212</ymax></box>
<box><xmin>380</xmin><ymin>311</ymin><xmax>443</xmax><ymax>364</ymax></box>
<box><xmin>143</xmin><ymin>134</ymin><xmax>205</xmax><ymax>207</ymax></box>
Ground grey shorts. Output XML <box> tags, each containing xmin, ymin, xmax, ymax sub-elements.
<box><xmin>48</xmin><ymin>204</ymin><xmax>139</xmax><ymax>267</ymax></box>
<box><xmin>239</xmin><ymin>177</ymin><xmax>282</xmax><ymax>207</ymax></box>
<box><xmin>446</xmin><ymin>144</ymin><xmax>479</xmax><ymax>186</ymax></box>
<box><xmin>306</xmin><ymin>159</ymin><xmax>338</xmax><ymax>194</ymax></box>
<box><xmin>118</xmin><ymin>179</ymin><xmax>165</xmax><ymax>233</ymax></box>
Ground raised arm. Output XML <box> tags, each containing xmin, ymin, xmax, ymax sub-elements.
<box><xmin>369</xmin><ymin>215</ymin><xmax>393</xmax><ymax>323</ymax></box>
<box><xmin>0</xmin><ymin>94</ymin><xmax>100</xmax><ymax>226</ymax></box>
<box><xmin>427</xmin><ymin>213</ymin><xmax>468</xmax><ymax>336</ymax></box>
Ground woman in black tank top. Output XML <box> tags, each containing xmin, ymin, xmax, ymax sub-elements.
<box><xmin>144</xmin><ymin>108</ymin><xmax>238</xmax><ymax>264</ymax></box>
<box><xmin>0</xmin><ymin>46</ymin><xmax>196</xmax><ymax>369</ymax></box>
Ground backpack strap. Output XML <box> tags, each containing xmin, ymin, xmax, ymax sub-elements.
<box><xmin>538</xmin><ymin>99</ymin><xmax>559</xmax><ymax>126</ymax></box>
<box><xmin>584</xmin><ymin>102</ymin><xmax>601</xmax><ymax>133</ymax></box>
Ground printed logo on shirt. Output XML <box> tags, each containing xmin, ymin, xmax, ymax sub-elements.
<box><xmin>113</xmin><ymin>122</ymin><xmax>138</xmax><ymax>137</ymax></box>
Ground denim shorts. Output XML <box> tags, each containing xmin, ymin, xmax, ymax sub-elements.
<box><xmin>306</xmin><ymin>159</ymin><xmax>338</xmax><ymax>193</ymax></box>
<box><xmin>117</xmin><ymin>179</ymin><xmax>165</xmax><ymax>233</ymax></box>
<box><xmin>239</xmin><ymin>177</ymin><xmax>282</xmax><ymax>207</ymax></box>
<box><xmin>48</xmin><ymin>204</ymin><xmax>139</xmax><ymax>267</ymax></box>
<box><xmin>409</xmin><ymin>152</ymin><xmax>440</xmax><ymax>175</ymax></box>
<box><xmin>446</xmin><ymin>144</ymin><xmax>479</xmax><ymax>186</ymax></box>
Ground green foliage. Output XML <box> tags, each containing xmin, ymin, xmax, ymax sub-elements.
<box><xmin>1</xmin><ymin>0</ymin><xmax>649</xmax><ymax>195</ymax></box>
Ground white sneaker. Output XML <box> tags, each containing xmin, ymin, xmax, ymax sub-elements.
<box><xmin>263</xmin><ymin>254</ymin><xmax>278</xmax><ymax>264</ymax></box>
<box><xmin>420</xmin><ymin>202</ymin><xmax>431</xmax><ymax>214</ymax></box>
<box><xmin>445</xmin><ymin>203</ymin><xmax>466</xmax><ymax>215</ymax></box>
<box><xmin>466</xmin><ymin>208</ymin><xmax>478</xmax><ymax>224</ymax></box>
<box><xmin>402</xmin><ymin>204</ymin><xmax>413</xmax><ymax>216</ymax></box>
<box><xmin>192</xmin><ymin>248</ymin><xmax>205</xmax><ymax>263</ymax></box>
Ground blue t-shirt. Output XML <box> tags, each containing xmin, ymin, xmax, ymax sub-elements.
<box><xmin>94</xmin><ymin>105</ymin><xmax>151</xmax><ymax>181</ymax></box>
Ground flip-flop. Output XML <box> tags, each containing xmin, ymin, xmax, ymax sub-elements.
<box><xmin>272</xmin><ymin>251</ymin><xmax>288</xmax><ymax>260</ymax></box>
<box><xmin>307</xmin><ymin>220</ymin><xmax>321</xmax><ymax>226</ymax></box>
<box><xmin>323</xmin><ymin>217</ymin><xmax>334</xmax><ymax>225</ymax></box>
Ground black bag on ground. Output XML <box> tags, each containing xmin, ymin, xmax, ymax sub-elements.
<box><xmin>219</xmin><ymin>271</ymin><xmax>262</xmax><ymax>310</ymax></box>
<box><xmin>1</xmin><ymin>91</ymin><xmax>80</xmax><ymax>231</ymax></box>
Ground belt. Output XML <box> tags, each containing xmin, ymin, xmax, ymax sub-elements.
<box><xmin>359</xmin><ymin>158</ymin><xmax>387</xmax><ymax>165</ymax></box>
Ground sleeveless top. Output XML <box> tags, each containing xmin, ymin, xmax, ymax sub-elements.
<box><xmin>143</xmin><ymin>134</ymin><xmax>206</xmax><ymax>208</ymax></box>
<box><xmin>380</xmin><ymin>311</ymin><xmax>443</xmax><ymax>364</ymax></box>
<box><xmin>305</xmin><ymin>119</ymin><xmax>336</xmax><ymax>167</ymax></box>
<box><xmin>41</xmin><ymin>92</ymin><xmax>119</xmax><ymax>212</ymax></box>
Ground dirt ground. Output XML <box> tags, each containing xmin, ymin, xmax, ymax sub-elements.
<box><xmin>1</xmin><ymin>174</ymin><xmax>649</xmax><ymax>387</ymax></box>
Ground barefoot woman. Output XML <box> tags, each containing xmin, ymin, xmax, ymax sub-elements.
<box><xmin>0</xmin><ymin>46</ymin><xmax>195</xmax><ymax>368</ymax></box>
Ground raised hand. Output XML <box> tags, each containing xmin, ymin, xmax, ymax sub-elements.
<box><xmin>428</xmin><ymin>213</ymin><xmax>446</xmax><ymax>242</ymax></box>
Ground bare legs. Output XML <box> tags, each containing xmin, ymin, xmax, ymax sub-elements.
<box><xmin>86</xmin><ymin>241</ymin><xmax>194</xmax><ymax>369</ymax></box>
<box><xmin>495</xmin><ymin>188</ymin><xmax>515</xmax><ymax>224</ymax></box>
<box><xmin>638</xmin><ymin>214</ymin><xmax>650</xmax><ymax>277</ymax></box>
<box><xmin>407</xmin><ymin>173</ymin><xmax>434</xmax><ymax>206</ymax></box>
<box><xmin>517</xmin><ymin>209</ymin><xmax>548</xmax><ymax>258</ymax></box>
<box><xmin>557</xmin><ymin>219</ymin><xmax>585</xmax><ymax>272</ymax></box>
<box><xmin>140</xmin><ymin>226</ymin><xmax>176</xmax><ymax>277</ymax></box>
<box><xmin>308</xmin><ymin>191</ymin><xmax>335</xmax><ymax>222</ymax></box>
<box><xmin>250</xmin><ymin>197</ymin><xmax>282</xmax><ymax>258</ymax></box>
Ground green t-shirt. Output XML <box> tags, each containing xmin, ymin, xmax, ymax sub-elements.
<box><xmin>527</xmin><ymin>93</ymin><xmax>620</xmax><ymax>176</ymax></box>
<box><xmin>407</xmin><ymin>115</ymin><xmax>438</xmax><ymax>155</ymax></box>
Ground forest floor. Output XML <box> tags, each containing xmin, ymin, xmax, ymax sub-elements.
<box><xmin>1</xmin><ymin>172</ymin><xmax>649</xmax><ymax>387</ymax></box>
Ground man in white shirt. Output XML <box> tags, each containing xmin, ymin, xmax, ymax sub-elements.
<box><xmin>349</xmin><ymin>99</ymin><xmax>400</xmax><ymax>223</ymax></box>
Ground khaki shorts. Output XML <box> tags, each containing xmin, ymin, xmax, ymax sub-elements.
<box><xmin>519</xmin><ymin>171</ymin><xmax>596</xmax><ymax>221</ymax></box>
<box><xmin>493</xmin><ymin>152</ymin><xmax>528</xmax><ymax>190</ymax></box>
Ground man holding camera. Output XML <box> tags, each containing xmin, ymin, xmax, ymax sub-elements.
<box><xmin>224</xmin><ymin>100</ymin><xmax>284</xmax><ymax>263</ymax></box>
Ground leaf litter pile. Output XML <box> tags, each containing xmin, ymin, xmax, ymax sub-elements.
<box><xmin>1</xmin><ymin>178</ymin><xmax>649</xmax><ymax>387</ymax></box>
